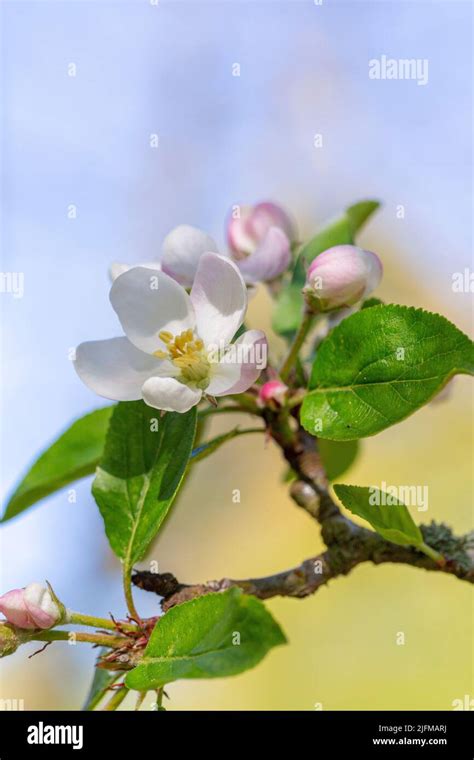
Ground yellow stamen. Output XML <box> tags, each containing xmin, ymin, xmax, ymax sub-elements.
<box><xmin>153</xmin><ymin>328</ymin><xmax>210</xmax><ymax>390</ymax></box>
<box><xmin>158</xmin><ymin>330</ymin><xmax>173</xmax><ymax>344</ymax></box>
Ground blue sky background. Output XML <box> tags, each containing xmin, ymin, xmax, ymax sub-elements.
<box><xmin>1</xmin><ymin>0</ymin><xmax>472</xmax><ymax>708</ymax></box>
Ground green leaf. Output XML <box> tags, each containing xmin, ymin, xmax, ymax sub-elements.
<box><xmin>272</xmin><ymin>200</ymin><xmax>380</xmax><ymax>336</ymax></box>
<box><xmin>301</xmin><ymin>305</ymin><xmax>474</xmax><ymax>440</ymax></box>
<box><xmin>345</xmin><ymin>199</ymin><xmax>380</xmax><ymax>235</ymax></box>
<box><xmin>125</xmin><ymin>588</ymin><xmax>286</xmax><ymax>691</ymax></box>
<box><xmin>333</xmin><ymin>484</ymin><xmax>423</xmax><ymax>547</ymax></box>
<box><xmin>318</xmin><ymin>439</ymin><xmax>359</xmax><ymax>481</ymax></box>
<box><xmin>3</xmin><ymin>407</ymin><xmax>113</xmax><ymax>523</ymax></box>
<box><xmin>92</xmin><ymin>401</ymin><xmax>197</xmax><ymax>565</ymax></box>
<box><xmin>82</xmin><ymin>650</ymin><xmax>118</xmax><ymax>711</ymax></box>
<box><xmin>271</xmin><ymin>285</ymin><xmax>305</xmax><ymax>337</ymax></box>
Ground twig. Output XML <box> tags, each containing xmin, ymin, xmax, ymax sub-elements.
<box><xmin>134</xmin><ymin>522</ymin><xmax>473</xmax><ymax>611</ymax></box>
<box><xmin>133</xmin><ymin>408</ymin><xmax>473</xmax><ymax>609</ymax></box>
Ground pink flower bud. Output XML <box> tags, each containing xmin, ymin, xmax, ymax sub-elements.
<box><xmin>0</xmin><ymin>583</ymin><xmax>62</xmax><ymax>630</ymax></box>
<box><xmin>227</xmin><ymin>202</ymin><xmax>294</xmax><ymax>282</ymax></box>
<box><xmin>304</xmin><ymin>245</ymin><xmax>382</xmax><ymax>312</ymax></box>
<box><xmin>258</xmin><ymin>380</ymin><xmax>288</xmax><ymax>408</ymax></box>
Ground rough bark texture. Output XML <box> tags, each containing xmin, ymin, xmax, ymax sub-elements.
<box><xmin>133</xmin><ymin>412</ymin><xmax>474</xmax><ymax>610</ymax></box>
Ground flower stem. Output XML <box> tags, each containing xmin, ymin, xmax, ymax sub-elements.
<box><xmin>67</xmin><ymin>611</ymin><xmax>135</xmax><ymax>632</ymax></box>
<box><xmin>279</xmin><ymin>311</ymin><xmax>315</xmax><ymax>382</ymax></box>
<box><xmin>102</xmin><ymin>686</ymin><xmax>128</xmax><ymax>711</ymax></box>
<box><xmin>29</xmin><ymin>630</ymin><xmax>126</xmax><ymax>648</ymax></box>
<box><xmin>135</xmin><ymin>691</ymin><xmax>148</xmax><ymax>711</ymax></box>
<box><xmin>199</xmin><ymin>405</ymin><xmax>252</xmax><ymax>419</ymax></box>
<box><xmin>123</xmin><ymin>564</ymin><xmax>140</xmax><ymax>622</ymax></box>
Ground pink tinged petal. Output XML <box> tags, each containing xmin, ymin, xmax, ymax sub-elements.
<box><xmin>74</xmin><ymin>337</ymin><xmax>168</xmax><ymax>402</ymax></box>
<box><xmin>109</xmin><ymin>261</ymin><xmax>162</xmax><ymax>283</ymax></box>
<box><xmin>142</xmin><ymin>377</ymin><xmax>202</xmax><ymax>413</ymax></box>
<box><xmin>190</xmin><ymin>253</ymin><xmax>248</xmax><ymax>347</ymax></box>
<box><xmin>110</xmin><ymin>266</ymin><xmax>195</xmax><ymax>354</ymax></box>
<box><xmin>161</xmin><ymin>225</ymin><xmax>219</xmax><ymax>287</ymax></box>
<box><xmin>0</xmin><ymin>589</ymin><xmax>35</xmax><ymax>629</ymax></box>
<box><xmin>237</xmin><ymin>227</ymin><xmax>291</xmax><ymax>283</ymax></box>
<box><xmin>362</xmin><ymin>250</ymin><xmax>383</xmax><ymax>295</ymax></box>
<box><xmin>23</xmin><ymin>583</ymin><xmax>59</xmax><ymax>629</ymax></box>
<box><xmin>250</xmin><ymin>202</ymin><xmax>295</xmax><ymax>242</ymax></box>
<box><xmin>227</xmin><ymin>206</ymin><xmax>255</xmax><ymax>257</ymax></box>
<box><xmin>306</xmin><ymin>246</ymin><xmax>382</xmax><ymax>310</ymax></box>
<box><xmin>206</xmin><ymin>329</ymin><xmax>268</xmax><ymax>396</ymax></box>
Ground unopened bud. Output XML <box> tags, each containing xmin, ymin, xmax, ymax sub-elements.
<box><xmin>0</xmin><ymin>582</ymin><xmax>65</xmax><ymax>630</ymax></box>
<box><xmin>258</xmin><ymin>380</ymin><xmax>288</xmax><ymax>408</ymax></box>
<box><xmin>227</xmin><ymin>201</ymin><xmax>294</xmax><ymax>283</ymax></box>
<box><xmin>303</xmin><ymin>245</ymin><xmax>382</xmax><ymax>312</ymax></box>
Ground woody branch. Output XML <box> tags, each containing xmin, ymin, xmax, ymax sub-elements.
<box><xmin>133</xmin><ymin>408</ymin><xmax>474</xmax><ymax>609</ymax></box>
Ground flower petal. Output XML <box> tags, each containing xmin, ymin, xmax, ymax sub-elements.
<box><xmin>142</xmin><ymin>376</ymin><xmax>202</xmax><ymax>412</ymax></box>
<box><xmin>161</xmin><ymin>225</ymin><xmax>219</xmax><ymax>287</ymax></box>
<box><xmin>227</xmin><ymin>206</ymin><xmax>255</xmax><ymax>256</ymax></box>
<box><xmin>249</xmin><ymin>201</ymin><xmax>295</xmax><ymax>242</ymax></box>
<box><xmin>207</xmin><ymin>329</ymin><xmax>267</xmax><ymax>396</ymax></box>
<box><xmin>237</xmin><ymin>227</ymin><xmax>291</xmax><ymax>283</ymax></box>
<box><xmin>0</xmin><ymin>589</ymin><xmax>35</xmax><ymax>629</ymax></box>
<box><xmin>110</xmin><ymin>260</ymin><xmax>162</xmax><ymax>283</ymax></box>
<box><xmin>24</xmin><ymin>583</ymin><xmax>59</xmax><ymax>629</ymax></box>
<box><xmin>110</xmin><ymin>266</ymin><xmax>195</xmax><ymax>354</ymax></box>
<box><xmin>190</xmin><ymin>252</ymin><xmax>247</xmax><ymax>348</ymax></box>
<box><xmin>74</xmin><ymin>337</ymin><xmax>168</xmax><ymax>401</ymax></box>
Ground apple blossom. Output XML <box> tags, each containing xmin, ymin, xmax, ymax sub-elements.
<box><xmin>226</xmin><ymin>201</ymin><xmax>294</xmax><ymax>283</ymax></box>
<box><xmin>0</xmin><ymin>583</ymin><xmax>63</xmax><ymax>630</ymax></box>
<box><xmin>303</xmin><ymin>245</ymin><xmax>382</xmax><ymax>312</ymax></box>
<box><xmin>227</xmin><ymin>201</ymin><xmax>294</xmax><ymax>257</ymax></box>
<box><xmin>75</xmin><ymin>253</ymin><xmax>268</xmax><ymax>413</ymax></box>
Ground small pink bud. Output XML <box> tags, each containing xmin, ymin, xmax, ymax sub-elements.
<box><xmin>0</xmin><ymin>583</ymin><xmax>63</xmax><ymax>630</ymax></box>
<box><xmin>304</xmin><ymin>245</ymin><xmax>382</xmax><ymax>312</ymax></box>
<box><xmin>227</xmin><ymin>202</ymin><xmax>294</xmax><ymax>282</ymax></box>
<box><xmin>228</xmin><ymin>202</ymin><xmax>295</xmax><ymax>257</ymax></box>
<box><xmin>258</xmin><ymin>380</ymin><xmax>288</xmax><ymax>408</ymax></box>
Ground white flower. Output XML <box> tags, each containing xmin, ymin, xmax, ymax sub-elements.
<box><xmin>75</xmin><ymin>253</ymin><xmax>267</xmax><ymax>413</ymax></box>
<box><xmin>110</xmin><ymin>225</ymin><xmax>219</xmax><ymax>289</ymax></box>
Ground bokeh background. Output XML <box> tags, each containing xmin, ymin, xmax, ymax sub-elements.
<box><xmin>1</xmin><ymin>0</ymin><xmax>472</xmax><ymax>710</ymax></box>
